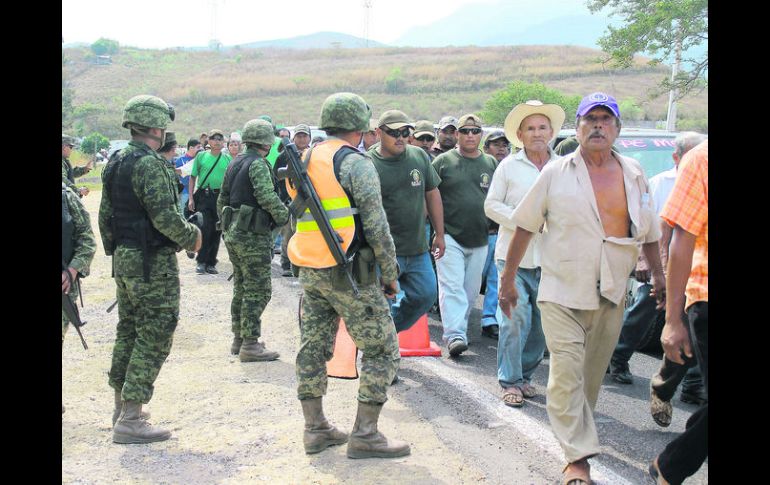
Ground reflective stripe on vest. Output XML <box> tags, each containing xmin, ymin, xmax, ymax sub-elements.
<box><xmin>296</xmin><ymin>203</ymin><xmax>358</xmax><ymax>231</ymax></box>
<box><xmin>287</xmin><ymin>139</ymin><xmax>357</xmax><ymax>269</ymax></box>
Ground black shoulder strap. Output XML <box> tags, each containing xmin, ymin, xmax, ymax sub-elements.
<box><xmin>198</xmin><ymin>153</ymin><xmax>223</xmax><ymax>189</ymax></box>
<box><xmin>332</xmin><ymin>146</ymin><xmax>361</xmax><ymax>185</ymax></box>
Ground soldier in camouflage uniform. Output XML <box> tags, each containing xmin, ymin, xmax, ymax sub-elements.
<box><xmin>62</xmin><ymin>182</ymin><xmax>97</xmax><ymax>414</ymax></box>
<box><xmin>99</xmin><ymin>95</ymin><xmax>202</xmax><ymax>444</ymax></box>
<box><xmin>217</xmin><ymin>119</ymin><xmax>289</xmax><ymax>361</ymax></box>
<box><xmin>291</xmin><ymin>92</ymin><xmax>410</xmax><ymax>459</ymax></box>
<box><xmin>62</xmin><ymin>134</ymin><xmax>93</xmax><ymax>197</ymax></box>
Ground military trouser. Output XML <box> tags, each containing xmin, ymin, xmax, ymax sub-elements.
<box><xmin>279</xmin><ymin>217</ymin><xmax>296</xmax><ymax>271</ymax></box>
<box><xmin>108</xmin><ymin>273</ymin><xmax>180</xmax><ymax>404</ymax></box>
<box><xmin>62</xmin><ymin>284</ymin><xmax>80</xmax><ymax>344</ymax></box>
<box><xmin>296</xmin><ymin>267</ymin><xmax>400</xmax><ymax>404</ymax></box>
<box><xmin>223</xmin><ymin>231</ymin><xmax>273</xmax><ymax>340</ymax></box>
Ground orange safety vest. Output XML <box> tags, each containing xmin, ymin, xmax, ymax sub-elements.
<box><xmin>287</xmin><ymin>139</ymin><xmax>358</xmax><ymax>268</ymax></box>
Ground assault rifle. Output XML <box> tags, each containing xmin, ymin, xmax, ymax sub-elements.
<box><xmin>275</xmin><ymin>137</ymin><xmax>359</xmax><ymax>296</ymax></box>
<box><xmin>61</xmin><ymin>271</ymin><xmax>88</xmax><ymax>350</ymax></box>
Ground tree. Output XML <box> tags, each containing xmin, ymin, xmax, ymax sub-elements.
<box><xmin>62</xmin><ymin>49</ymin><xmax>74</xmax><ymax>125</ymax></box>
<box><xmin>90</xmin><ymin>38</ymin><xmax>119</xmax><ymax>56</ymax></box>
<box><xmin>480</xmin><ymin>81</ymin><xmax>581</xmax><ymax>127</ymax></box>
<box><xmin>587</xmin><ymin>0</ymin><xmax>708</xmax><ymax>98</ymax></box>
<box><xmin>80</xmin><ymin>132</ymin><xmax>110</xmax><ymax>155</ymax></box>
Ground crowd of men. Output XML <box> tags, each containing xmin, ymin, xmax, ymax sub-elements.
<box><xmin>62</xmin><ymin>90</ymin><xmax>708</xmax><ymax>484</ymax></box>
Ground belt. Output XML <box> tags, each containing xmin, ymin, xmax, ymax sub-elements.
<box><xmin>202</xmin><ymin>187</ymin><xmax>220</xmax><ymax>195</ymax></box>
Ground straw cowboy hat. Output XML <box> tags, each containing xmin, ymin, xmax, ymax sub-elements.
<box><xmin>503</xmin><ymin>100</ymin><xmax>565</xmax><ymax>149</ymax></box>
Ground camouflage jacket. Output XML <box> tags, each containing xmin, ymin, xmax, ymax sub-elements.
<box><xmin>338</xmin><ymin>147</ymin><xmax>399</xmax><ymax>282</ymax></box>
<box><xmin>62</xmin><ymin>156</ymin><xmax>87</xmax><ymax>193</ymax></box>
<box><xmin>62</xmin><ymin>183</ymin><xmax>96</xmax><ymax>276</ymax></box>
<box><xmin>98</xmin><ymin>141</ymin><xmax>198</xmax><ymax>277</ymax></box>
<box><xmin>216</xmin><ymin>148</ymin><xmax>289</xmax><ymax>228</ymax></box>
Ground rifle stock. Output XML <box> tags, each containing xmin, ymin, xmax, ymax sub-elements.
<box><xmin>276</xmin><ymin>138</ymin><xmax>359</xmax><ymax>296</ymax></box>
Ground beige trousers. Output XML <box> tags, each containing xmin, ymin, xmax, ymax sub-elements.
<box><xmin>539</xmin><ymin>299</ymin><xmax>624</xmax><ymax>463</ymax></box>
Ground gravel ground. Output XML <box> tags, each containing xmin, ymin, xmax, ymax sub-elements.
<box><xmin>62</xmin><ymin>191</ymin><xmax>496</xmax><ymax>485</ymax></box>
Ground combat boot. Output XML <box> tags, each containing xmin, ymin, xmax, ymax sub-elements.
<box><xmin>347</xmin><ymin>401</ymin><xmax>410</xmax><ymax>459</ymax></box>
<box><xmin>112</xmin><ymin>390</ymin><xmax>150</xmax><ymax>426</ymax></box>
<box><xmin>300</xmin><ymin>397</ymin><xmax>349</xmax><ymax>454</ymax></box>
<box><xmin>239</xmin><ymin>338</ymin><xmax>279</xmax><ymax>362</ymax></box>
<box><xmin>113</xmin><ymin>401</ymin><xmax>171</xmax><ymax>444</ymax></box>
<box><xmin>230</xmin><ymin>335</ymin><xmax>243</xmax><ymax>355</ymax></box>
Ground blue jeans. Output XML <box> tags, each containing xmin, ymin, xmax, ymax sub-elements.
<box><xmin>481</xmin><ymin>234</ymin><xmax>499</xmax><ymax>327</ymax></box>
<box><xmin>611</xmin><ymin>283</ymin><xmax>658</xmax><ymax>367</ymax></box>
<box><xmin>496</xmin><ymin>261</ymin><xmax>545</xmax><ymax>388</ymax></box>
<box><xmin>389</xmin><ymin>252</ymin><xmax>437</xmax><ymax>332</ymax></box>
<box><xmin>180</xmin><ymin>192</ymin><xmax>189</xmax><ymax>214</ymax></box>
<box><xmin>436</xmin><ymin>234</ymin><xmax>487</xmax><ymax>344</ymax></box>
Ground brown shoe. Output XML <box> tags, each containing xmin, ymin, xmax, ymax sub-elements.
<box><xmin>239</xmin><ymin>338</ymin><xmax>279</xmax><ymax>362</ymax></box>
<box><xmin>563</xmin><ymin>458</ymin><xmax>591</xmax><ymax>485</ymax></box>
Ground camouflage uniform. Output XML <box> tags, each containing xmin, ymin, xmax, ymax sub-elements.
<box><xmin>295</xmin><ymin>146</ymin><xmax>400</xmax><ymax>404</ymax></box>
<box><xmin>99</xmin><ymin>139</ymin><xmax>198</xmax><ymax>403</ymax></box>
<box><xmin>62</xmin><ymin>183</ymin><xmax>97</xmax><ymax>342</ymax></box>
<box><xmin>217</xmin><ymin>144</ymin><xmax>288</xmax><ymax>343</ymax></box>
<box><xmin>62</xmin><ymin>134</ymin><xmax>88</xmax><ymax>194</ymax></box>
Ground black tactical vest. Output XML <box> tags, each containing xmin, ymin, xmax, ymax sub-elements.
<box><xmin>226</xmin><ymin>152</ymin><xmax>261</xmax><ymax>209</ymax></box>
<box><xmin>104</xmin><ymin>147</ymin><xmax>177</xmax><ymax>281</ymax></box>
<box><xmin>62</xmin><ymin>186</ymin><xmax>74</xmax><ymax>267</ymax></box>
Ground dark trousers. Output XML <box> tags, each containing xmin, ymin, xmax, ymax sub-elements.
<box><xmin>611</xmin><ymin>283</ymin><xmax>658</xmax><ymax>366</ymax></box>
<box><xmin>194</xmin><ymin>189</ymin><xmax>222</xmax><ymax>266</ymax></box>
<box><xmin>657</xmin><ymin>302</ymin><xmax>708</xmax><ymax>485</ymax></box>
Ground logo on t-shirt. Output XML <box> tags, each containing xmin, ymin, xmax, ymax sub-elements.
<box><xmin>480</xmin><ymin>172</ymin><xmax>491</xmax><ymax>189</ymax></box>
<box><xmin>409</xmin><ymin>169</ymin><xmax>423</xmax><ymax>187</ymax></box>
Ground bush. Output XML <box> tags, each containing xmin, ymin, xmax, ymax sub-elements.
<box><xmin>91</xmin><ymin>38</ymin><xmax>119</xmax><ymax>56</ymax></box>
<box><xmin>480</xmin><ymin>81</ymin><xmax>581</xmax><ymax>126</ymax></box>
<box><xmin>385</xmin><ymin>67</ymin><xmax>405</xmax><ymax>94</ymax></box>
<box><xmin>80</xmin><ymin>132</ymin><xmax>110</xmax><ymax>155</ymax></box>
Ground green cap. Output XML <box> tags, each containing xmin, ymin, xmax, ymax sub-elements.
<box><xmin>413</xmin><ymin>120</ymin><xmax>435</xmax><ymax>138</ymax></box>
<box><xmin>377</xmin><ymin>110</ymin><xmax>413</xmax><ymax>130</ymax></box>
<box><xmin>293</xmin><ymin>124</ymin><xmax>311</xmax><ymax>136</ymax></box>
<box><xmin>458</xmin><ymin>113</ymin><xmax>483</xmax><ymax>129</ymax></box>
<box><xmin>208</xmin><ymin>129</ymin><xmax>225</xmax><ymax>138</ymax></box>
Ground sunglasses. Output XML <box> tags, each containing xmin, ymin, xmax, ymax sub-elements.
<box><xmin>383</xmin><ymin>127</ymin><xmax>411</xmax><ymax>139</ymax></box>
<box><xmin>209</xmin><ymin>136</ymin><xmax>224</xmax><ymax>141</ymax></box>
<box><xmin>416</xmin><ymin>135</ymin><xmax>435</xmax><ymax>142</ymax></box>
<box><xmin>458</xmin><ymin>127</ymin><xmax>482</xmax><ymax>135</ymax></box>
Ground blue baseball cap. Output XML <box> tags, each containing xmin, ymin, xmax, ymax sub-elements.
<box><xmin>576</xmin><ymin>92</ymin><xmax>620</xmax><ymax>120</ymax></box>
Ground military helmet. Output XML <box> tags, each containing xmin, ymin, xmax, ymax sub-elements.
<box><xmin>241</xmin><ymin>119</ymin><xmax>275</xmax><ymax>146</ymax></box>
<box><xmin>121</xmin><ymin>94</ymin><xmax>175</xmax><ymax>130</ymax></box>
<box><xmin>319</xmin><ymin>92</ymin><xmax>371</xmax><ymax>132</ymax></box>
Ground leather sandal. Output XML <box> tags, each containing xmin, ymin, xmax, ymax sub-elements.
<box><xmin>502</xmin><ymin>387</ymin><xmax>524</xmax><ymax>407</ymax></box>
<box><xmin>650</xmin><ymin>386</ymin><xmax>672</xmax><ymax>427</ymax></box>
<box><xmin>520</xmin><ymin>383</ymin><xmax>537</xmax><ymax>398</ymax></box>
<box><xmin>563</xmin><ymin>458</ymin><xmax>591</xmax><ymax>485</ymax></box>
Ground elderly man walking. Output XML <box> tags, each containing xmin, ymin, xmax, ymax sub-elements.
<box><xmin>432</xmin><ymin>114</ymin><xmax>497</xmax><ymax>356</ymax></box>
<box><xmin>485</xmin><ymin>100</ymin><xmax>564</xmax><ymax>407</ymax></box>
<box><xmin>498</xmin><ymin>93</ymin><xmax>665</xmax><ymax>484</ymax></box>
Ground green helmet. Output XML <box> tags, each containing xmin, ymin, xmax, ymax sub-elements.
<box><xmin>121</xmin><ymin>94</ymin><xmax>175</xmax><ymax>130</ymax></box>
<box><xmin>241</xmin><ymin>119</ymin><xmax>275</xmax><ymax>145</ymax></box>
<box><xmin>319</xmin><ymin>92</ymin><xmax>371</xmax><ymax>132</ymax></box>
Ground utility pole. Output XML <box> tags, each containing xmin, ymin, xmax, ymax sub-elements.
<box><xmin>363</xmin><ymin>0</ymin><xmax>372</xmax><ymax>47</ymax></box>
<box><xmin>665</xmin><ymin>28</ymin><xmax>682</xmax><ymax>132</ymax></box>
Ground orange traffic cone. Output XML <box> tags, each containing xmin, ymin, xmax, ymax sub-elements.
<box><xmin>326</xmin><ymin>318</ymin><xmax>359</xmax><ymax>379</ymax></box>
<box><xmin>398</xmin><ymin>314</ymin><xmax>441</xmax><ymax>357</ymax></box>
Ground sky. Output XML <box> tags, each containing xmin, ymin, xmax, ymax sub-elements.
<box><xmin>62</xmin><ymin>0</ymin><xmax>502</xmax><ymax>49</ymax></box>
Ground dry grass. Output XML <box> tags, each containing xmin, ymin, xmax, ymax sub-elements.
<box><xmin>64</xmin><ymin>44</ymin><xmax>707</xmax><ymax>139</ymax></box>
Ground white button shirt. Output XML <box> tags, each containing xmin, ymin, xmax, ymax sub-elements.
<box><xmin>511</xmin><ymin>149</ymin><xmax>661</xmax><ymax>309</ymax></box>
<box><xmin>484</xmin><ymin>147</ymin><xmax>559</xmax><ymax>267</ymax></box>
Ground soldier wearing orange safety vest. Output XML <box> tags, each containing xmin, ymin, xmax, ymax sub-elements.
<box><xmin>289</xmin><ymin>92</ymin><xmax>410</xmax><ymax>459</ymax></box>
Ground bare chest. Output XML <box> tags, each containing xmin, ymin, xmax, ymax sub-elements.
<box><xmin>586</xmin><ymin>165</ymin><xmax>630</xmax><ymax>238</ymax></box>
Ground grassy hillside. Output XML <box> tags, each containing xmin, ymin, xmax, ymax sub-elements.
<box><xmin>63</xmin><ymin>44</ymin><xmax>708</xmax><ymax>140</ymax></box>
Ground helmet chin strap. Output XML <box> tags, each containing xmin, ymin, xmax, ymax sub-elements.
<box><xmin>131</xmin><ymin>125</ymin><xmax>165</xmax><ymax>147</ymax></box>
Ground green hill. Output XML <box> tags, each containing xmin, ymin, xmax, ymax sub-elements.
<box><xmin>62</xmin><ymin>44</ymin><xmax>708</xmax><ymax>140</ymax></box>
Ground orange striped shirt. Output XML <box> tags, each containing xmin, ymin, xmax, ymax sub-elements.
<box><xmin>660</xmin><ymin>140</ymin><xmax>708</xmax><ymax>309</ymax></box>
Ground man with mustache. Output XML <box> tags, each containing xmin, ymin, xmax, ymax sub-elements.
<box><xmin>498</xmin><ymin>92</ymin><xmax>665</xmax><ymax>485</ymax></box>
<box><xmin>429</xmin><ymin>116</ymin><xmax>458</xmax><ymax>159</ymax></box>
<box><xmin>368</xmin><ymin>110</ymin><xmax>445</xmax><ymax>339</ymax></box>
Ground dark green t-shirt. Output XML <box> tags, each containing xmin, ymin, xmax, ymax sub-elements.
<box><xmin>369</xmin><ymin>145</ymin><xmax>441</xmax><ymax>256</ymax></box>
<box><xmin>432</xmin><ymin>148</ymin><xmax>496</xmax><ymax>248</ymax></box>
